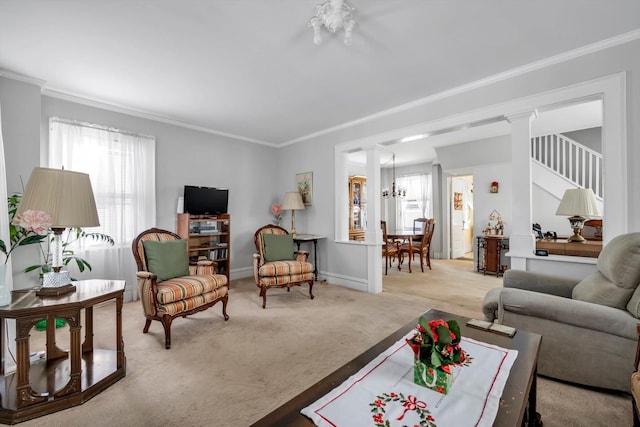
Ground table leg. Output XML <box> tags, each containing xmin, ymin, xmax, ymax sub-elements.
<box><xmin>82</xmin><ymin>307</ymin><xmax>94</xmax><ymax>353</ymax></box>
<box><xmin>408</xmin><ymin>236</ymin><xmax>413</xmax><ymax>273</ymax></box>
<box><xmin>54</xmin><ymin>309</ymin><xmax>82</xmax><ymax>398</ymax></box>
<box><xmin>312</xmin><ymin>239</ymin><xmax>319</xmax><ymax>281</ymax></box>
<box><xmin>15</xmin><ymin>318</ymin><xmax>47</xmax><ymax>408</ymax></box>
<box><xmin>525</xmin><ymin>367</ymin><xmax>542</xmax><ymax>426</ymax></box>
<box><xmin>45</xmin><ymin>314</ymin><xmax>68</xmax><ymax>360</ymax></box>
<box><xmin>116</xmin><ymin>294</ymin><xmax>125</xmax><ymax>369</ymax></box>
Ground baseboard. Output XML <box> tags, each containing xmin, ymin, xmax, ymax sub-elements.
<box><xmin>318</xmin><ymin>271</ymin><xmax>368</xmax><ymax>292</ymax></box>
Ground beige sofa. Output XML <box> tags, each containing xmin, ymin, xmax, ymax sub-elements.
<box><xmin>483</xmin><ymin>232</ymin><xmax>640</xmax><ymax>392</ymax></box>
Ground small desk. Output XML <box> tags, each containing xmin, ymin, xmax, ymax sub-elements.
<box><xmin>387</xmin><ymin>230</ymin><xmax>422</xmax><ymax>273</ymax></box>
<box><xmin>0</xmin><ymin>279</ymin><xmax>126</xmax><ymax>424</ymax></box>
<box><xmin>251</xmin><ymin>308</ymin><xmax>542</xmax><ymax>427</ymax></box>
<box><xmin>293</xmin><ymin>234</ymin><xmax>325</xmax><ymax>280</ymax></box>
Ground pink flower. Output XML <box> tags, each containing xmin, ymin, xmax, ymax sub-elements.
<box><xmin>271</xmin><ymin>204</ymin><xmax>282</xmax><ymax>216</ymax></box>
<box><xmin>12</xmin><ymin>210</ymin><xmax>52</xmax><ymax>234</ymax></box>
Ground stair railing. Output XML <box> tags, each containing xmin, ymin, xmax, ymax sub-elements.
<box><xmin>531</xmin><ymin>134</ymin><xmax>603</xmax><ymax>199</ymax></box>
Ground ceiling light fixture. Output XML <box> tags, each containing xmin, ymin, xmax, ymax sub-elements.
<box><xmin>309</xmin><ymin>0</ymin><xmax>357</xmax><ymax>46</ymax></box>
<box><xmin>382</xmin><ymin>154</ymin><xmax>406</xmax><ymax>199</ymax></box>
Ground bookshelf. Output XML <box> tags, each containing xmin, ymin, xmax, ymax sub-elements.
<box><xmin>177</xmin><ymin>213</ymin><xmax>230</xmax><ymax>281</ymax></box>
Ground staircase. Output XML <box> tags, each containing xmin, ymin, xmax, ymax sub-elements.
<box><xmin>531</xmin><ymin>133</ymin><xmax>603</xmax><ymax>201</ymax></box>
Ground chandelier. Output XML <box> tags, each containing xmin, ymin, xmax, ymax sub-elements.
<box><xmin>308</xmin><ymin>0</ymin><xmax>357</xmax><ymax>46</ymax></box>
<box><xmin>382</xmin><ymin>154</ymin><xmax>406</xmax><ymax>199</ymax></box>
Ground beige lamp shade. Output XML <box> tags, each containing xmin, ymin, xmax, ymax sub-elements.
<box><xmin>16</xmin><ymin>167</ymin><xmax>100</xmax><ymax>228</ymax></box>
<box><xmin>282</xmin><ymin>192</ymin><xmax>305</xmax><ymax>211</ymax></box>
<box><xmin>281</xmin><ymin>192</ymin><xmax>304</xmax><ymax>236</ymax></box>
<box><xmin>555</xmin><ymin>188</ymin><xmax>600</xmax><ymax>217</ymax></box>
<box><xmin>556</xmin><ymin>188</ymin><xmax>600</xmax><ymax>243</ymax></box>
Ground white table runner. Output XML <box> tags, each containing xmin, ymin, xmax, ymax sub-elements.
<box><xmin>301</xmin><ymin>332</ymin><xmax>518</xmax><ymax>427</ymax></box>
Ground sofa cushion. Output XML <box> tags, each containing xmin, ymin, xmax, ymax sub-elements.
<box><xmin>143</xmin><ymin>239</ymin><xmax>190</xmax><ymax>282</ymax></box>
<box><xmin>572</xmin><ymin>271</ymin><xmax>634</xmax><ymax>309</ymax></box>
<box><xmin>572</xmin><ymin>232</ymin><xmax>640</xmax><ymax>312</ymax></box>
<box><xmin>156</xmin><ymin>274</ymin><xmax>227</xmax><ymax>304</ymax></box>
<box><xmin>597</xmin><ymin>232</ymin><xmax>640</xmax><ymax>289</ymax></box>
<box><xmin>263</xmin><ymin>234</ymin><xmax>294</xmax><ymax>262</ymax></box>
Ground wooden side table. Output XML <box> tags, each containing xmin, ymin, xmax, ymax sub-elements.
<box><xmin>477</xmin><ymin>235</ymin><xmax>509</xmax><ymax>277</ymax></box>
<box><xmin>0</xmin><ymin>279</ymin><xmax>126</xmax><ymax>424</ymax></box>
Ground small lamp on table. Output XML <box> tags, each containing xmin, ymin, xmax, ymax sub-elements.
<box><xmin>555</xmin><ymin>188</ymin><xmax>601</xmax><ymax>243</ymax></box>
<box><xmin>282</xmin><ymin>192</ymin><xmax>305</xmax><ymax>237</ymax></box>
<box><xmin>16</xmin><ymin>167</ymin><xmax>100</xmax><ymax>296</ymax></box>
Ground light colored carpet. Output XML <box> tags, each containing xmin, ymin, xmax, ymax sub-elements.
<box><xmin>16</xmin><ymin>258</ymin><xmax>631</xmax><ymax>426</ymax></box>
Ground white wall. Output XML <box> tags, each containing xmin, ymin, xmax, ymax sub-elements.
<box><xmin>0</xmin><ymin>79</ymin><xmax>280</xmax><ymax>297</ymax></box>
<box><xmin>279</xmin><ymin>37</ymin><xmax>640</xmax><ymax>288</ymax></box>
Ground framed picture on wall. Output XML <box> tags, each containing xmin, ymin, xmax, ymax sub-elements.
<box><xmin>454</xmin><ymin>192</ymin><xmax>463</xmax><ymax>210</ymax></box>
<box><xmin>296</xmin><ymin>172</ymin><xmax>313</xmax><ymax>206</ymax></box>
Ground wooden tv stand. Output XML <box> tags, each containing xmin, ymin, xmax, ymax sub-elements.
<box><xmin>0</xmin><ymin>279</ymin><xmax>126</xmax><ymax>424</ymax></box>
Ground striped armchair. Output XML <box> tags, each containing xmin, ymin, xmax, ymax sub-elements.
<box><xmin>132</xmin><ymin>228</ymin><xmax>229</xmax><ymax>349</ymax></box>
<box><xmin>253</xmin><ymin>224</ymin><xmax>314</xmax><ymax>309</ymax></box>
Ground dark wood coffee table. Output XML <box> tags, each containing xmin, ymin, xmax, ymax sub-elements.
<box><xmin>251</xmin><ymin>308</ymin><xmax>542</xmax><ymax>427</ymax></box>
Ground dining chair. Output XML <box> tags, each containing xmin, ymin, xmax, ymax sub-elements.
<box><xmin>412</xmin><ymin>218</ymin><xmax>428</xmax><ymax>243</ymax></box>
<box><xmin>400</xmin><ymin>218</ymin><xmax>435</xmax><ymax>272</ymax></box>
<box><xmin>381</xmin><ymin>221</ymin><xmax>401</xmax><ymax>275</ymax></box>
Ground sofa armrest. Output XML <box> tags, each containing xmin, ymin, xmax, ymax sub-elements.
<box><xmin>503</xmin><ymin>269</ymin><xmax>579</xmax><ymax>297</ymax></box>
<box><xmin>483</xmin><ymin>287</ymin><xmax>638</xmax><ymax>340</ymax></box>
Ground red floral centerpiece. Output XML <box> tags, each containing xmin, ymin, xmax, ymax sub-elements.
<box><xmin>406</xmin><ymin>317</ymin><xmax>471</xmax><ymax>394</ymax></box>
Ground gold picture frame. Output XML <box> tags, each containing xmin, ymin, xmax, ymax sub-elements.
<box><xmin>296</xmin><ymin>172</ymin><xmax>313</xmax><ymax>206</ymax></box>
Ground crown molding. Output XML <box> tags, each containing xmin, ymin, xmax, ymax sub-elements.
<box><xmin>282</xmin><ymin>28</ymin><xmax>640</xmax><ymax>146</ymax></box>
<box><xmin>41</xmin><ymin>88</ymin><xmax>276</xmax><ymax>147</ymax></box>
<box><xmin>4</xmin><ymin>28</ymin><xmax>640</xmax><ymax>148</ymax></box>
<box><xmin>0</xmin><ymin>69</ymin><xmax>46</xmax><ymax>87</ymax></box>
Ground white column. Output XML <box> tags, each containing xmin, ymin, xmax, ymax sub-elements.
<box><xmin>365</xmin><ymin>147</ymin><xmax>383</xmax><ymax>294</ymax></box>
<box><xmin>507</xmin><ymin>111</ymin><xmax>537</xmax><ymax>270</ymax></box>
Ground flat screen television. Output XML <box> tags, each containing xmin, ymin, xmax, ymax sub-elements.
<box><xmin>183</xmin><ymin>185</ymin><xmax>229</xmax><ymax>215</ymax></box>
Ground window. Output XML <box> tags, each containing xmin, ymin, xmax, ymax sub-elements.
<box><xmin>49</xmin><ymin>117</ymin><xmax>156</xmax><ymax>248</ymax></box>
<box><xmin>396</xmin><ymin>174</ymin><xmax>432</xmax><ymax>230</ymax></box>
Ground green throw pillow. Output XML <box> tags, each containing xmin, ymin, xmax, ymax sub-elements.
<box><xmin>142</xmin><ymin>239</ymin><xmax>190</xmax><ymax>282</ymax></box>
<box><xmin>263</xmin><ymin>234</ymin><xmax>294</xmax><ymax>262</ymax></box>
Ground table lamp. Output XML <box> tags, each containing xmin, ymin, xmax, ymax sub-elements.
<box><xmin>282</xmin><ymin>192</ymin><xmax>305</xmax><ymax>236</ymax></box>
<box><xmin>555</xmin><ymin>188</ymin><xmax>601</xmax><ymax>243</ymax></box>
<box><xmin>16</xmin><ymin>167</ymin><xmax>100</xmax><ymax>295</ymax></box>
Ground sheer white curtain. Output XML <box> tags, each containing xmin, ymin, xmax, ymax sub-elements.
<box><xmin>49</xmin><ymin>117</ymin><xmax>156</xmax><ymax>300</ymax></box>
<box><xmin>396</xmin><ymin>174</ymin><xmax>432</xmax><ymax>230</ymax></box>
<box><xmin>0</xmin><ymin>104</ymin><xmax>13</xmax><ymax>290</ymax></box>
<box><xmin>0</xmin><ymin>103</ymin><xmax>18</xmax><ymax>372</ymax></box>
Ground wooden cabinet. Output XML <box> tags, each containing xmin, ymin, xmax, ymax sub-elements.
<box><xmin>477</xmin><ymin>235</ymin><xmax>509</xmax><ymax>277</ymax></box>
<box><xmin>177</xmin><ymin>213</ymin><xmax>230</xmax><ymax>280</ymax></box>
<box><xmin>349</xmin><ymin>176</ymin><xmax>367</xmax><ymax>241</ymax></box>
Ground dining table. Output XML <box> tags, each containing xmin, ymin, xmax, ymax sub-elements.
<box><xmin>386</xmin><ymin>229</ymin><xmax>422</xmax><ymax>273</ymax></box>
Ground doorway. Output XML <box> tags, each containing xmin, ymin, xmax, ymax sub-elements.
<box><xmin>451</xmin><ymin>175</ymin><xmax>474</xmax><ymax>260</ymax></box>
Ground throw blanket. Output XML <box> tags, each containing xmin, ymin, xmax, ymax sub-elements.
<box><xmin>301</xmin><ymin>332</ymin><xmax>518</xmax><ymax>427</ymax></box>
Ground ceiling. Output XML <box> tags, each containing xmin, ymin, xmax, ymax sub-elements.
<box><xmin>1</xmin><ymin>1</ymin><xmax>639</xmax><ymax>153</ymax></box>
